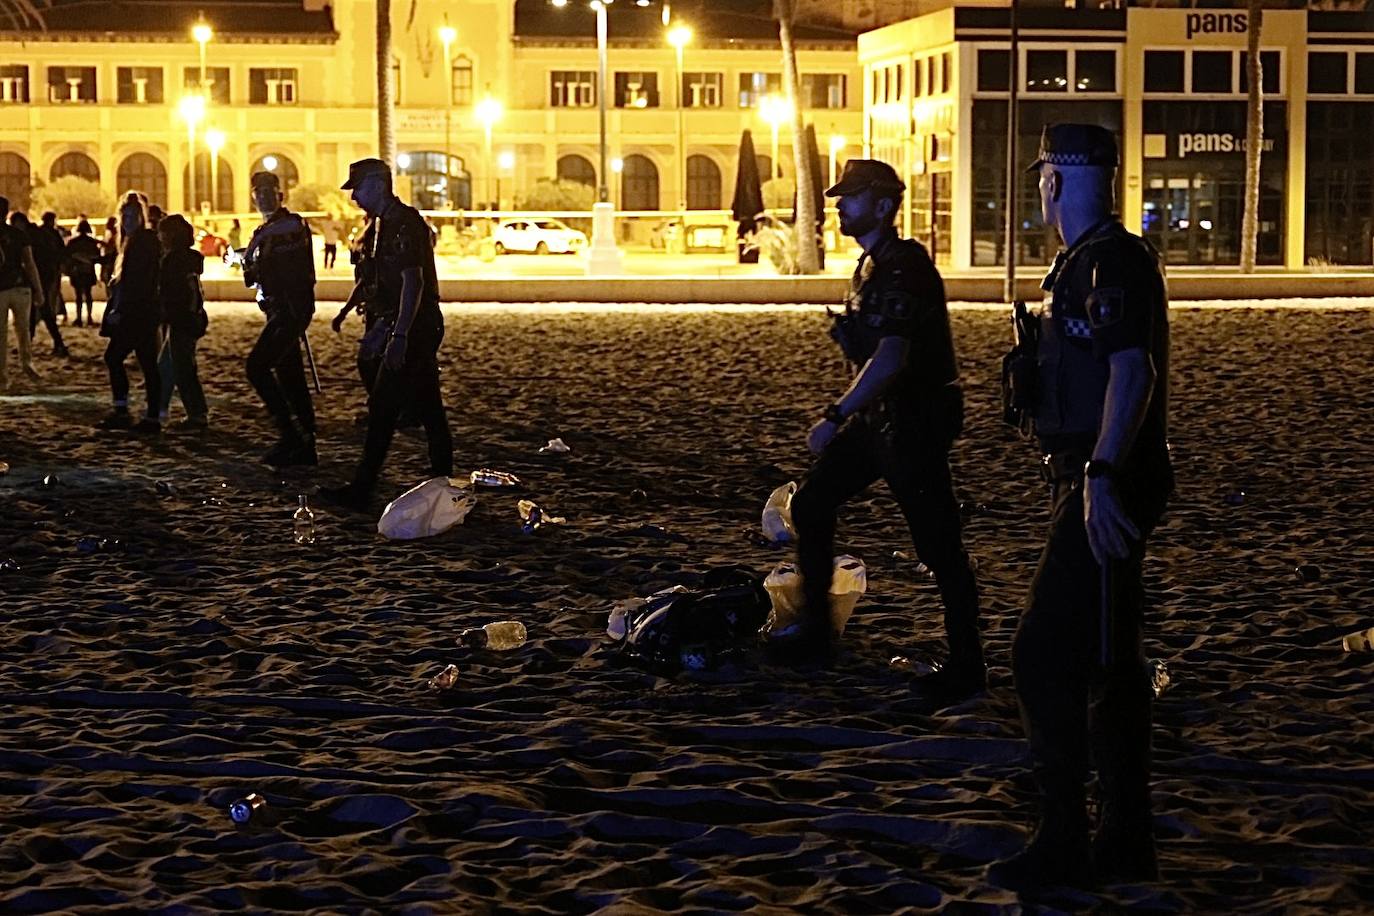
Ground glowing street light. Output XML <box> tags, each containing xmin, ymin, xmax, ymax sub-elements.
<box><xmin>192</xmin><ymin>17</ymin><xmax>213</xmax><ymax>90</ymax></box>
<box><xmin>758</xmin><ymin>94</ymin><xmax>792</xmax><ymax>181</ymax></box>
<box><xmin>475</xmin><ymin>94</ymin><xmax>504</xmax><ymax>210</ymax></box>
<box><xmin>179</xmin><ymin>93</ymin><xmax>206</xmax><ymax>213</ymax></box>
<box><xmin>828</xmin><ymin>134</ymin><xmax>846</xmax><ymax>188</ymax></box>
<box><xmin>667</xmin><ymin>23</ymin><xmax>692</xmax><ymax>215</ymax></box>
<box><xmin>204</xmin><ymin>127</ymin><xmax>225</xmax><ymax>213</ymax></box>
<box><xmin>438</xmin><ymin>21</ymin><xmax>457</xmax><ymax>209</ymax></box>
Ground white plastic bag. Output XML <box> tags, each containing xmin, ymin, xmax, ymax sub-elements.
<box><xmin>377</xmin><ymin>477</ymin><xmax>476</xmax><ymax>540</ymax></box>
<box><xmin>761</xmin><ymin>481</ymin><xmax>797</xmax><ymax>544</ymax></box>
<box><xmin>762</xmin><ymin>554</ymin><xmax>867</xmax><ymax>636</ymax></box>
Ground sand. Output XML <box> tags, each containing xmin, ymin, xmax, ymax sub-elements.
<box><xmin>1</xmin><ymin>301</ymin><xmax>1372</xmax><ymax>913</ymax></box>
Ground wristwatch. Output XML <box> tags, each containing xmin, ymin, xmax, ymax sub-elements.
<box><xmin>822</xmin><ymin>404</ymin><xmax>846</xmax><ymax>425</ymax></box>
<box><xmin>1084</xmin><ymin>459</ymin><xmax>1116</xmax><ymax>480</ymax></box>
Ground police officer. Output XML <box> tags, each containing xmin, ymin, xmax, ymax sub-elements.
<box><xmin>321</xmin><ymin>158</ymin><xmax>452</xmax><ymax>511</ymax></box>
<box><xmin>243</xmin><ymin>170</ymin><xmax>317</xmax><ymax>466</ymax></box>
<box><xmin>780</xmin><ymin>160</ymin><xmax>983</xmax><ymax>694</ymax></box>
<box><xmin>987</xmin><ymin>125</ymin><xmax>1172</xmax><ymax>889</ymax></box>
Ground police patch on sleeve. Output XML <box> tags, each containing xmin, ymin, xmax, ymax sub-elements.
<box><xmin>881</xmin><ymin>288</ymin><xmax>913</xmax><ymax>318</ymax></box>
<box><xmin>1086</xmin><ymin>287</ymin><xmax>1126</xmax><ymax>329</ymax></box>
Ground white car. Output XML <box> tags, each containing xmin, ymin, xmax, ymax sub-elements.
<box><xmin>492</xmin><ymin>218</ymin><xmax>587</xmax><ymax>255</ymax></box>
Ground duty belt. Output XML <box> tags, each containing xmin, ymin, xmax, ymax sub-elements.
<box><xmin>1040</xmin><ymin>450</ymin><xmax>1088</xmax><ymax>483</ymax></box>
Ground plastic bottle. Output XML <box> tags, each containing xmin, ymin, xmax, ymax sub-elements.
<box><xmin>428</xmin><ymin>663</ymin><xmax>460</xmax><ymax>690</ymax></box>
<box><xmin>1147</xmin><ymin>658</ymin><xmax>1171</xmax><ymax>697</ymax></box>
<box><xmin>0</xmin><ymin>461</ymin><xmax>9</xmax><ymax>476</ymax></box>
<box><xmin>293</xmin><ymin>495</ymin><xmax>316</xmax><ymax>545</ymax></box>
<box><xmin>229</xmin><ymin>793</ymin><xmax>267</xmax><ymax>824</ymax></box>
<box><xmin>519</xmin><ymin>500</ymin><xmax>543</xmax><ymax>534</ymax></box>
<box><xmin>470</xmin><ymin>469</ymin><xmax>521</xmax><ymax>488</ymax></box>
<box><xmin>460</xmin><ymin>621</ymin><xmax>527</xmax><ymax>650</ymax></box>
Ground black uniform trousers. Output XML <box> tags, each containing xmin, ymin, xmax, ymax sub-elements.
<box><xmin>355</xmin><ymin>343</ymin><xmax>453</xmax><ymax>490</ymax></box>
<box><xmin>103</xmin><ymin>328</ymin><xmax>161</xmax><ymax>420</ymax></box>
<box><xmin>246</xmin><ymin>313</ymin><xmax>315</xmax><ymax>437</ymax></box>
<box><xmin>1012</xmin><ymin>469</ymin><xmax>1167</xmax><ymax>827</ymax></box>
<box><xmin>790</xmin><ymin>415</ymin><xmax>981</xmax><ymax>660</ymax></box>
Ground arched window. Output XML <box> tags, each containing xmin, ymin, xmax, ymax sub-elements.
<box><xmin>686</xmin><ymin>155</ymin><xmax>721</xmax><ymax>210</ymax></box>
<box><xmin>0</xmin><ymin>152</ymin><xmax>32</xmax><ymax>211</ymax></box>
<box><xmin>251</xmin><ymin>153</ymin><xmax>300</xmax><ymax>198</ymax></box>
<box><xmin>397</xmin><ymin>150</ymin><xmax>469</xmax><ymax>210</ymax></box>
<box><xmin>755</xmin><ymin>154</ymin><xmax>774</xmax><ymax>182</ymax></box>
<box><xmin>50</xmin><ymin>151</ymin><xmax>99</xmax><ymax>182</ymax></box>
<box><xmin>116</xmin><ymin>153</ymin><xmax>168</xmax><ymax>210</ymax></box>
<box><xmin>557</xmin><ymin>154</ymin><xmax>596</xmax><ymax>189</ymax></box>
<box><xmin>451</xmin><ymin>55</ymin><xmax>473</xmax><ymax>106</ymax></box>
<box><xmin>183</xmin><ymin>153</ymin><xmax>234</xmax><ymax>212</ymax></box>
<box><xmin>621</xmin><ymin>154</ymin><xmax>659</xmax><ymax>211</ymax></box>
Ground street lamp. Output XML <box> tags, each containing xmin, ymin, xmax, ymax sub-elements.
<box><xmin>178</xmin><ymin>93</ymin><xmax>205</xmax><ymax>214</ymax></box>
<box><xmin>438</xmin><ymin>21</ymin><xmax>457</xmax><ymax>209</ymax></box>
<box><xmin>828</xmin><ymin>134</ymin><xmax>845</xmax><ymax>188</ymax></box>
<box><xmin>475</xmin><ymin>94</ymin><xmax>503</xmax><ymax>211</ymax></box>
<box><xmin>759</xmin><ymin>94</ymin><xmax>791</xmax><ymax>181</ymax></box>
<box><xmin>192</xmin><ymin>17</ymin><xmax>213</xmax><ymax>90</ymax></box>
<box><xmin>204</xmin><ymin>127</ymin><xmax>224</xmax><ymax>214</ymax></box>
<box><xmin>667</xmin><ymin>23</ymin><xmax>691</xmax><ymax>215</ymax></box>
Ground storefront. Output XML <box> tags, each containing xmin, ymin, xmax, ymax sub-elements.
<box><xmin>858</xmin><ymin>5</ymin><xmax>1371</xmax><ymax>270</ymax></box>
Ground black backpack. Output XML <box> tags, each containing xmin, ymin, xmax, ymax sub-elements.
<box><xmin>617</xmin><ymin>566</ymin><xmax>771</xmax><ymax>674</ymax></box>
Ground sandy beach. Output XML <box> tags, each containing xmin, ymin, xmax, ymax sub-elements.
<box><xmin>1</xmin><ymin>301</ymin><xmax>1371</xmax><ymax>912</ymax></box>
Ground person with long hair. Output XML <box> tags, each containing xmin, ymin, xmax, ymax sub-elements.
<box><xmin>155</xmin><ymin>213</ymin><xmax>209</xmax><ymax>430</ymax></box>
<box><xmin>97</xmin><ymin>192</ymin><xmax>162</xmax><ymax>433</ymax></box>
<box><xmin>64</xmin><ymin>219</ymin><xmax>102</xmax><ymax>327</ymax></box>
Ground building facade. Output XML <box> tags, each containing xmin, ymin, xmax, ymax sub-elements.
<box><xmin>0</xmin><ymin>0</ymin><xmax>862</xmax><ymax>220</ymax></box>
<box><xmin>859</xmin><ymin>3</ymin><xmax>1374</xmax><ymax>268</ymax></box>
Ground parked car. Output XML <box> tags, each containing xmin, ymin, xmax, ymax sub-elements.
<box><xmin>492</xmin><ymin>218</ymin><xmax>587</xmax><ymax>255</ymax></box>
<box><xmin>196</xmin><ymin>228</ymin><xmax>229</xmax><ymax>258</ymax></box>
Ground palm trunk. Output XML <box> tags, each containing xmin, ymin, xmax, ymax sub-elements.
<box><xmin>377</xmin><ymin>0</ymin><xmax>396</xmax><ymax>166</ymax></box>
<box><xmin>776</xmin><ymin>0</ymin><xmax>820</xmax><ymax>274</ymax></box>
<box><xmin>1239</xmin><ymin>0</ymin><xmax>1263</xmax><ymax>273</ymax></box>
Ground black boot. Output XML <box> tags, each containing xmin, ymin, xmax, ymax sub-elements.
<box><xmin>262</xmin><ymin>417</ymin><xmax>308</xmax><ymax>467</ymax></box>
<box><xmin>910</xmin><ymin>651</ymin><xmax>987</xmax><ymax>702</ymax></box>
<box><xmin>986</xmin><ymin>776</ymin><xmax>1094</xmax><ymax>890</ymax></box>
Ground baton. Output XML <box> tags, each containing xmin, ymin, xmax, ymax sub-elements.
<box><xmin>302</xmin><ymin>331</ymin><xmax>322</xmax><ymax>393</ymax></box>
<box><xmin>1099</xmin><ymin>557</ymin><xmax>1114</xmax><ymax>671</ymax></box>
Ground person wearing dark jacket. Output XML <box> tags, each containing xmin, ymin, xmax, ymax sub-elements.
<box><xmin>155</xmin><ymin>214</ymin><xmax>209</xmax><ymax>430</ymax></box>
<box><xmin>65</xmin><ymin>220</ymin><xmax>102</xmax><ymax>327</ymax></box>
<box><xmin>98</xmin><ymin>191</ymin><xmax>162</xmax><ymax>433</ymax></box>
<box><xmin>11</xmin><ymin>212</ymin><xmax>68</xmax><ymax>357</ymax></box>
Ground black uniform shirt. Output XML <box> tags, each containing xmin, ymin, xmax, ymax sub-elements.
<box><xmin>1037</xmin><ymin>219</ymin><xmax>1169</xmax><ymax>474</ymax></box>
<box><xmin>0</xmin><ymin>223</ymin><xmax>31</xmax><ymax>291</ymax></box>
<box><xmin>356</xmin><ymin>198</ymin><xmax>442</xmax><ymax>348</ymax></box>
<box><xmin>245</xmin><ymin>207</ymin><xmax>315</xmax><ymax>321</ymax></box>
<box><xmin>842</xmin><ymin>232</ymin><xmax>960</xmax><ymax>418</ymax></box>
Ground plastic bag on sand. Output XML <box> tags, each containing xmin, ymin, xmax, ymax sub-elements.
<box><xmin>378</xmin><ymin>477</ymin><xmax>476</xmax><ymax>540</ymax></box>
<box><xmin>762</xmin><ymin>555</ymin><xmax>867</xmax><ymax>636</ymax></box>
<box><xmin>761</xmin><ymin>481</ymin><xmax>797</xmax><ymax>544</ymax></box>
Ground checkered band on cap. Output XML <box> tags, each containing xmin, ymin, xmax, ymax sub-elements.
<box><xmin>1040</xmin><ymin>150</ymin><xmax>1111</xmax><ymax>167</ymax></box>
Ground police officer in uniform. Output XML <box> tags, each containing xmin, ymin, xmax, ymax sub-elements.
<box><xmin>322</xmin><ymin>158</ymin><xmax>452</xmax><ymax>511</ymax></box>
<box><xmin>243</xmin><ymin>170</ymin><xmax>318</xmax><ymax>466</ymax></box>
<box><xmin>988</xmin><ymin>125</ymin><xmax>1172</xmax><ymax>889</ymax></box>
<box><xmin>780</xmin><ymin>160</ymin><xmax>983</xmax><ymax>694</ymax></box>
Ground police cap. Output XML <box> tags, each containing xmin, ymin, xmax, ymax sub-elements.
<box><xmin>1027</xmin><ymin>123</ymin><xmax>1119</xmax><ymax>172</ymax></box>
<box><xmin>250</xmin><ymin>171</ymin><xmax>281</xmax><ymax>192</ymax></box>
<box><xmin>824</xmin><ymin>158</ymin><xmax>905</xmax><ymax>198</ymax></box>
<box><xmin>341</xmin><ymin>157</ymin><xmax>392</xmax><ymax>190</ymax></box>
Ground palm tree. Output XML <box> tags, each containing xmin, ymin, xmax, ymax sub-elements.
<box><xmin>376</xmin><ymin>0</ymin><xmax>396</xmax><ymax>165</ymax></box>
<box><xmin>1239</xmin><ymin>0</ymin><xmax>1263</xmax><ymax>272</ymax></box>
<box><xmin>775</xmin><ymin>0</ymin><xmax>821</xmax><ymax>274</ymax></box>
<box><xmin>0</xmin><ymin>0</ymin><xmax>52</xmax><ymax>30</ymax></box>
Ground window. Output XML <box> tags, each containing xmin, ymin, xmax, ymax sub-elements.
<box><xmin>1076</xmin><ymin>50</ymin><xmax>1116</xmax><ymax>92</ymax></box>
<box><xmin>614</xmin><ymin>71</ymin><xmax>659</xmax><ymax>108</ymax></box>
<box><xmin>46</xmin><ymin>67</ymin><xmax>96</xmax><ymax>103</ymax></box>
<box><xmin>1309</xmin><ymin>53</ymin><xmax>1348</xmax><ymax>95</ymax></box>
<box><xmin>1191</xmin><ymin>51</ymin><xmax>1232</xmax><ymax>93</ymax></box>
<box><xmin>686</xmin><ymin>155</ymin><xmax>721</xmax><ymax>209</ymax></box>
<box><xmin>621</xmin><ymin>154</ymin><xmax>659</xmax><ymax>210</ymax></box>
<box><xmin>914</xmin><ymin>57</ymin><xmax>925</xmax><ymax>97</ymax></box>
<box><xmin>739</xmin><ymin>72</ymin><xmax>781</xmax><ymax>107</ymax></box>
<box><xmin>683</xmin><ymin>72</ymin><xmax>722</xmax><ymax>108</ymax></box>
<box><xmin>251</xmin><ymin>154</ymin><xmax>299</xmax><ymax>196</ymax></box>
<box><xmin>0</xmin><ymin>65</ymin><xmax>28</xmax><ymax>103</ymax></box>
<box><xmin>1026</xmin><ymin>50</ymin><xmax>1068</xmax><ymax>92</ymax></box>
<box><xmin>451</xmin><ymin>55</ymin><xmax>473</xmax><ymax>105</ymax></box>
<box><xmin>0</xmin><ymin>152</ymin><xmax>31</xmax><ymax>210</ymax></box>
<box><xmin>800</xmin><ymin>74</ymin><xmax>846</xmax><ymax>109</ymax></box>
<box><xmin>1143</xmin><ymin>51</ymin><xmax>1185</xmax><ymax>93</ymax></box>
<box><xmin>51</xmin><ymin>151</ymin><xmax>99</xmax><ymax>182</ymax></box>
<box><xmin>391</xmin><ymin>55</ymin><xmax>402</xmax><ymax>105</ymax></box>
<box><xmin>941</xmin><ymin>52</ymin><xmax>952</xmax><ymax>93</ymax></box>
<box><xmin>116</xmin><ymin>153</ymin><xmax>167</xmax><ymax>210</ymax></box>
<box><xmin>550</xmin><ymin>70</ymin><xmax>595</xmax><ymax>108</ymax></box>
<box><xmin>557</xmin><ymin>154</ymin><xmax>596</xmax><ymax>188</ymax></box>
<box><xmin>1239</xmin><ymin>51</ymin><xmax>1280</xmax><ymax>95</ymax></box>
<box><xmin>117</xmin><ymin>67</ymin><xmax>164</xmax><ymax>104</ymax></box>
<box><xmin>249</xmin><ymin>68</ymin><xmax>297</xmax><ymax>104</ymax></box>
<box><xmin>184</xmin><ymin>67</ymin><xmax>230</xmax><ymax>104</ymax></box>
<box><xmin>1355</xmin><ymin>53</ymin><xmax>1374</xmax><ymax>95</ymax></box>
<box><xmin>977</xmin><ymin>49</ymin><xmax>1009</xmax><ymax>92</ymax></box>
